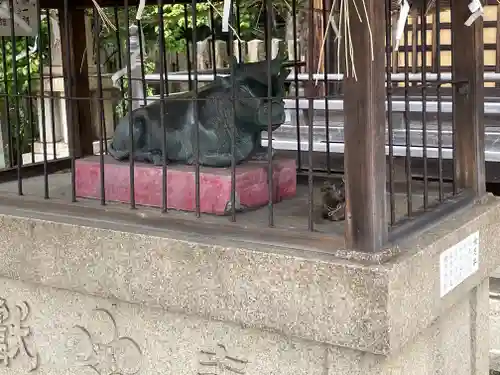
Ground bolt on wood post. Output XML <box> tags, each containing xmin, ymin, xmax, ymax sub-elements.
<box><xmin>451</xmin><ymin>1</ymin><xmax>486</xmax><ymax>197</ymax></box>
<box><xmin>343</xmin><ymin>0</ymin><xmax>388</xmax><ymax>252</ymax></box>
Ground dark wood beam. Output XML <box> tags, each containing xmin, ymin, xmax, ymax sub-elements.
<box><xmin>60</xmin><ymin>7</ymin><xmax>94</xmax><ymax>157</ymax></box>
<box><xmin>451</xmin><ymin>0</ymin><xmax>486</xmax><ymax>196</ymax></box>
<box><xmin>343</xmin><ymin>0</ymin><xmax>387</xmax><ymax>252</ymax></box>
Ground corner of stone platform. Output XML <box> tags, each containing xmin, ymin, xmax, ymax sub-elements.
<box><xmin>0</xmin><ymin>195</ymin><xmax>499</xmax><ymax>374</ymax></box>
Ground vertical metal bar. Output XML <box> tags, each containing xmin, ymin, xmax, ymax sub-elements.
<box><xmin>1</xmin><ymin>38</ymin><xmax>13</xmax><ymax>168</ymax></box>
<box><xmin>450</xmin><ymin>2</ymin><xmax>458</xmax><ymax>196</ymax></box>
<box><xmin>114</xmin><ymin>7</ymin><xmax>126</xmax><ymax>118</ymax></box>
<box><xmin>266</xmin><ymin>0</ymin><xmax>275</xmax><ymax>227</ymax></box>
<box><xmin>62</xmin><ymin>0</ymin><xmax>76</xmax><ymax>202</ymax></box>
<box><xmin>46</xmin><ymin>9</ymin><xmax>57</xmax><ymax>160</ymax></box>
<box><xmin>8</xmin><ymin>0</ymin><xmax>22</xmax><ymax>195</ymax></box>
<box><xmin>385</xmin><ymin>0</ymin><xmax>395</xmax><ymax>225</ymax></box>
<box><xmin>307</xmin><ymin>0</ymin><xmax>314</xmax><ymax>231</ymax></box>
<box><xmin>436</xmin><ymin>0</ymin><xmax>443</xmax><ymax>202</ymax></box>
<box><xmin>191</xmin><ymin>1</ymin><xmax>200</xmax><ymax>217</ymax></box>
<box><xmin>404</xmin><ymin>17</ymin><xmax>412</xmax><ymax>216</ymax></box>
<box><xmin>158</xmin><ymin>0</ymin><xmax>168</xmax><ymax>213</ymax></box>
<box><xmin>37</xmin><ymin>1</ymin><xmax>48</xmax><ymax>199</ymax></box>
<box><xmin>94</xmin><ymin>8</ymin><xmax>106</xmax><ymax>206</ymax></box>
<box><xmin>236</xmin><ymin>0</ymin><xmax>242</xmax><ymax>62</ymax></box>
<box><xmin>291</xmin><ymin>0</ymin><xmax>302</xmax><ymax>172</ymax></box>
<box><xmin>124</xmin><ymin>0</ymin><xmax>136</xmax><ymax>208</ymax></box>
<box><xmin>421</xmin><ymin>8</ymin><xmax>428</xmax><ymax>209</ymax></box>
<box><xmin>322</xmin><ymin>0</ymin><xmax>331</xmax><ymax>173</ymax></box>
<box><xmin>229</xmin><ymin>3</ymin><xmax>236</xmax><ymax>222</ymax></box>
<box><xmin>25</xmin><ymin>37</ymin><xmax>35</xmax><ymax>164</ymax></box>
<box><xmin>137</xmin><ymin>20</ymin><xmax>148</xmax><ymax>107</ymax></box>
<box><xmin>209</xmin><ymin>6</ymin><xmax>217</xmax><ymax>75</ymax></box>
<box><xmin>184</xmin><ymin>5</ymin><xmax>193</xmax><ymax>91</ymax></box>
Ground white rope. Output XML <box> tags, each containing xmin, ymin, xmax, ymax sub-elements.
<box><xmin>136</xmin><ymin>0</ymin><xmax>146</xmax><ymax>21</ymax></box>
<box><xmin>393</xmin><ymin>0</ymin><xmax>410</xmax><ymax>51</ymax></box>
<box><xmin>465</xmin><ymin>0</ymin><xmax>483</xmax><ymax>26</ymax></box>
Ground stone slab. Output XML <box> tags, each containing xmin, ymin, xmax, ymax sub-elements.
<box><xmin>0</xmin><ymin>275</ymin><xmax>489</xmax><ymax>375</ymax></box>
<box><xmin>0</xmin><ymin>196</ymin><xmax>499</xmax><ymax>357</ymax></box>
<box><xmin>75</xmin><ymin>155</ymin><xmax>297</xmax><ymax>215</ymax></box>
<box><xmin>0</xmin><ymin>277</ymin><xmax>325</xmax><ymax>375</ymax></box>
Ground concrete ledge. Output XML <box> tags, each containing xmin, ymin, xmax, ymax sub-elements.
<box><xmin>0</xmin><ymin>277</ymin><xmax>326</xmax><ymax>375</ymax></box>
<box><xmin>0</xmin><ymin>196</ymin><xmax>499</xmax><ymax>357</ymax></box>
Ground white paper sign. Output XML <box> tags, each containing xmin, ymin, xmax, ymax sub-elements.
<box><xmin>0</xmin><ymin>0</ymin><xmax>38</xmax><ymax>37</ymax></box>
<box><xmin>439</xmin><ymin>231</ymin><xmax>479</xmax><ymax>297</ymax></box>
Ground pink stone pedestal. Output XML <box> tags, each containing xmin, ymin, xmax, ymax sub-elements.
<box><xmin>75</xmin><ymin>155</ymin><xmax>296</xmax><ymax>215</ymax></box>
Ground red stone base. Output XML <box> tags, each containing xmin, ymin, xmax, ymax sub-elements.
<box><xmin>75</xmin><ymin>155</ymin><xmax>296</xmax><ymax>215</ymax></box>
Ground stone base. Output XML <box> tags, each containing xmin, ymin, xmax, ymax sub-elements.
<box><xmin>75</xmin><ymin>155</ymin><xmax>296</xmax><ymax>215</ymax></box>
<box><xmin>0</xmin><ymin>193</ymin><xmax>500</xmax><ymax>374</ymax></box>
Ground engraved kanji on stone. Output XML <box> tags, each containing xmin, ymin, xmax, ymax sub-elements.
<box><xmin>0</xmin><ymin>298</ymin><xmax>39</xmax><ymax>372</ymax></box>
<box><xmin>198</xmin><ymin>344</ymin><xmax>248</xmax><ymax>375</ymax></box>
<box><xmin>70</xmin><ymin>308</ymin><xmax>142</xmax><ymax>375</ymax></box>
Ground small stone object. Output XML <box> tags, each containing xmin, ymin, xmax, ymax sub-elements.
<box><xmin>317</xmin><ymin>179</ymin><xmax>345</xmax><ymax>222</ymax></box>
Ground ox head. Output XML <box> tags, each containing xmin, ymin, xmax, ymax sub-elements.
<box><xmin>214</xmin><ymin>44</ymin><xmax>290</xmax><ymax>132</ymax></box>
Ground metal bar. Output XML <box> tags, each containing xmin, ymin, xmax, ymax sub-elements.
<box><xmin>307</xmin><ymin>0</ymin><xmax>314</xmax><ymax>232</ymax></box>
<box><xmin>25</xmin><ymin>36</ymin><xmax>35</xmax><ymax>165</ymax></box>
<box><xmin>144</xmin><ymin>71</ymin><xmax>500</xmax><ymax>82</ymax></box>
<box><xmin>94</xmin><ymin>8</ymin><xmax>106</xmax><ymax>206</ymax></box>
<box><xmin>1</xmin><ymin>37</ymin><xmax>13</xmax><ymax>168</ymax></box>
<box><xmin>124</xmin><ymin>0</ymin><xmax>136</xmax><ymax>209</ymax></box>
<box><xmin>291</xmin><ymin>0</ymin><xmax>302</xmax><ymax>172</ymax></box>
<box><xmin>8</xmin><ymin>0</ymin><xmax>22</xmax><ymax>195</ymax></box>
<box><xmin>61</xmin><ymin>0</ymin><xmax>76</xmax><ymax>201</ymax></box>
<box><xmin>267</xmin><ymin>0</ymin><xmax>274</xmax><ymax>227</ymax></box>
<box><xmin>322</xmin><ymin>0</ymin><xmax>331</xmax><ymax>174</ymax></box>
<box><xmin>183</xmin><ymin>4</ymin><xmax>193</xmax><ymax>91</ymax></box>
<box><xmin>421</xmin><ymin>9</ymin><xmax>429</xmax><ymax>210</ymax></box>
<box><xmin>191</xmin><ymin>1</ymin><xmax>200</xmax><ymax>218</ymax></box>
<box><xmin>386</xmin><ymin>0</ymin><xmax>395</xmax><ymax>225</ymax></box>
<box><xmin>404</xmin><ymin>18</ymin><xmax>412</xmax><ymax>217</ymax></box>
<box><xmin>158</xmin><ymin>0</ymin><xmax>168</xmax><ymax>213</ymax></box>
<box><xmin>114</xmin><ymin>6</ymin><xmax>127</xmax><ymax>119</ymax></box>
<box><xmin>229</xmin><ymin>4</ymin><xmax>236</xmax><ymax>223</ymax></box>
<box><xmin>436</xmin><ymin>0</ymin><xmax>444</xmax><ymax>202</ymax></box>
<box><xmin>46</xmin><ymin>9</ymin><xmax>58</xmax><ymax>160</ymax></box>
<box><xmin>145</xmin><ymin>95</ymin><xmax>500</xmax><ymax>114</ymax></box>
<box><xmin>37</xmin><ymin>0</ymin><xmax>49</xmax><ymax>199</ymax></box>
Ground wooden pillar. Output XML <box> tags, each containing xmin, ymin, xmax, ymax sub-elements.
<box><xmin>451</xmin><ymin>1</ymin><xmax>485</xmax><ymax>196</ymax></box>
<box><xmin>59</xmin><ymin>7</ymin><xmax>94</xmax><ymax>157</ymax></box>
<box><xmin>343</xmin><ymin>0</ymin><xmax>387</xmax><ymax>252</ymax></box>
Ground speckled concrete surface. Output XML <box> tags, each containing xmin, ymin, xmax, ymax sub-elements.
<box><xmin>0</xmin><ymin>194</ymin><xmax>497</xmax><ymax>374</ymax></box>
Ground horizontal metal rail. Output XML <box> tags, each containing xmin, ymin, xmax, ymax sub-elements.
<box><xmin>260</xmin><ymin>139</ymin><xmax>500</xmax><ymax>162</ymax></box>
<box><xmin>145</xmin><ymin>95</ymin><xmax>500</xmax><ymax>114</ymax></box>
<box><xmin>145</xmin><ymin>71</ymin><xmax>500</xmax><ymax>83</ymax></box>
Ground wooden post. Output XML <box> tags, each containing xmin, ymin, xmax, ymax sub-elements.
<box><xmin>451</xmin><ymin>1</ymin><xmax>485</xmax><ymax>196</ymax></box>
<box><xmin>343</xmin><ymin>0</ymin><xmax>387</xmax><ymax>252</ymax></box>
<box><xmin>59</xmin><ymin>7</ymin><xmax>94</xmax><ymax>157</ymax></box>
